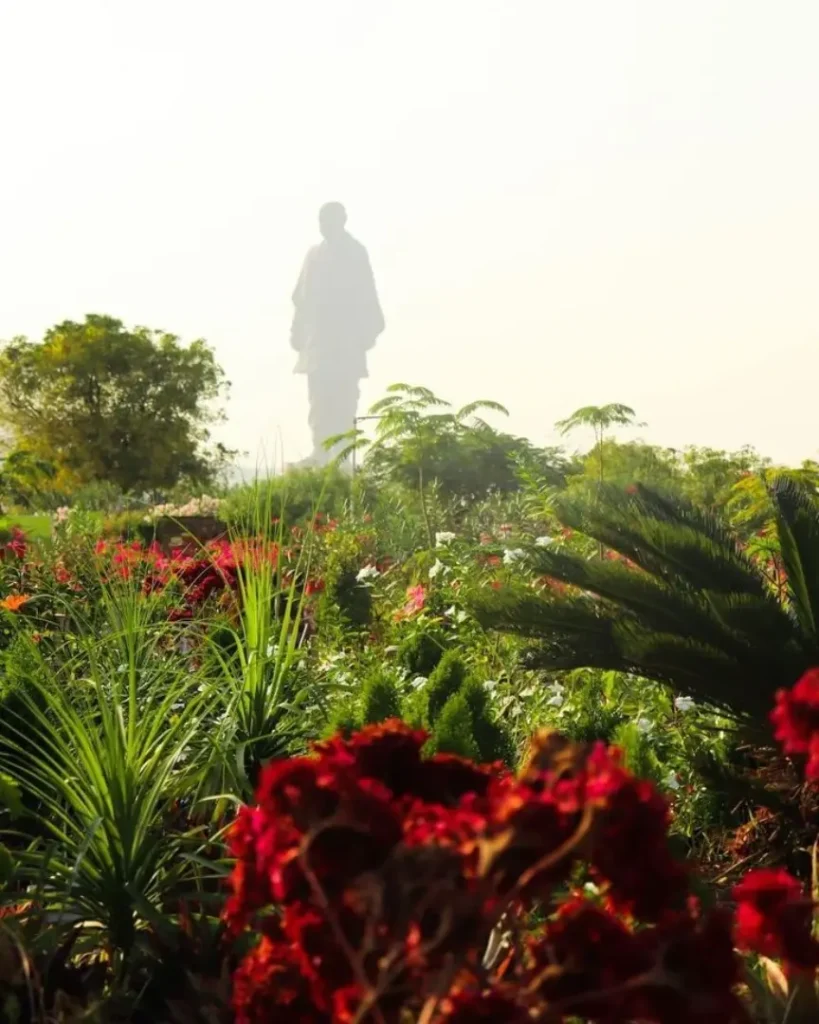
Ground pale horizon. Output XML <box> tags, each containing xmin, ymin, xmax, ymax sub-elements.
<box><xmin>1</xmin><ymin>0</ymin><xmax>817</xmax><ymax>468</ymax></box>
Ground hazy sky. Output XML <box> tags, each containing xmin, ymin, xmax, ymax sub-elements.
<box><xmin>1</xmin><ymin>1</ymin><xmax>817</xmax><ymax>466</ymax></box>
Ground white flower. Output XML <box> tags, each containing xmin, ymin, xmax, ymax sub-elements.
<box><xmin>636</xmin><ymin>716</ymin><xmax>653</xmax><ymax>734</ymax></box>
<box><xmin>520</xmin><ymin>685</ymin><xmax>536</xmax><ymax>699</ymax></box>
<box><xmin>410</xmin><ymin>676</ymin><xmax>428</xmax><ymax>691</ymax></box>
<box><xmin>435</xmin><ymin>531</ymin><xmax>456</xmax><ymax>547</ymax></box>
<box><xmin>674</xmin><ymin>696</ymin><xmax>695</xmax><ymax>713</ymax></box>
<box><xmin>429</xmin><ymin>558</ymin><xmax>445</xmax><ymax>579</ymax></box>
<box><xmin>546</xmin><ymin>682</ymin><xmax>565</xmax><ymax>707</ymax></box>
<box><xmin>54</xmin><ymin>506</ymin><xmax>71</xmax><ymax>524</ymax></box>
<box><xmin>503</xmin><ymin>548</ymin><xmax>526</xmax><ymax>566</ymax></box>
<box><xmin>664</xmin><ymin>771</ymin><xmax>681</xmax><ymax>791</ymax></box>
<box><xmin>535</xmin><ymin>535</ymin><xmax>554</xmax><ymax>547</ymax></box>
<box><xmin>483</xmin><ymin>679</ymin><xmax>499</xmax><ymax>693</ymax></box>
<box><xmin>356</xmin><ymin>564</ymin><xmax>380</xmax><ymax>582</ymax></box>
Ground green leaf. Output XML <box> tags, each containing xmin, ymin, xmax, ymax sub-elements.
<box><xmin>0</xmin><ymin>773</ymin><xmax>23</xmax><ymax>819</ymax></box>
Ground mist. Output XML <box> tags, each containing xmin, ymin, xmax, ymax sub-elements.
<box><xmin>0</xmin><ymin>0</ymin><xmax>817</xmax><ymax>465</ymax></box>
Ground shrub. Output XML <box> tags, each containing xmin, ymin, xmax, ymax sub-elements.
<box><xmin>360</xmin><ymin>672</ymin><xmax>401</xmax><ymax>724</ymax></box>
<box><xmin>462</xmin><ymin>676</ymin><xmax>515</xmax><ymax>765</ymax></box>
<box><xmin>426</xmin><ymin>650</ymin><xmax>468</xmax><ymax>723</ymax></box>
<box><xmin>427</xmin><ymin>691</ymin><xmax>480</xmax><ymax>760</ymax></box>
<box><xmin>397</xmin><ymin>627</ymin><xmax>446</xmax><ymax>677</ymax></box>
<box><xmin>330</xmin><ymin>568</ymin><xmax>372</xmax><ymax>629</ymax></box>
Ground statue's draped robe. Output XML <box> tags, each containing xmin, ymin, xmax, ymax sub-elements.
<box><xmin>291</xmin><ymin>232</ymin><xmax>384</xmax><ymax>460</ymax></box>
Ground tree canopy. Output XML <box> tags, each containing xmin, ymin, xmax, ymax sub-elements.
<box><xmin>0</xmin><ymin>315</ymin><xmax>232</xmax><ymax>494</ymax></box>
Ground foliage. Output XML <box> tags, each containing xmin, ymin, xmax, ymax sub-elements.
<box><xmin>0</xmin><ymin>314</ymin><xmax>233</xmax><ymax>493</ymax></box>
<box><xmin>1</xmin><ymin>382</ymin><xmax>819</xmax><ymax>1019</ymax></box>
<box><xmin>350</xmin><ymin>384</ymin><xmax>567</xmax><ymax>504</ymax></box>
<box><xmin>396</xmin><ymin>626</ymin><xmax>446</xmax><ymax>676</ymax></box>
<box><xmin>556</xmin><ymin>402</ymin><xmax>643</xmax><ymax>482</ymax></box>
<box><xmin>0</xmin><ymin>448</ymin><xmax>56</xmax><ymax>511</ymax></box>
<box><xmin>473</xmin><ymin>478</ymin><xmax>819</xmax><ymax>732</ymax></box>
<box><xmin>360</xmin><ymin>671</ymin><xmax>401</xmax><ymax>724</ymax></box>
<box><xmin>426</xmin><ymin>649</ymin><xmax>468</xmax><ymax>723</ymax></box>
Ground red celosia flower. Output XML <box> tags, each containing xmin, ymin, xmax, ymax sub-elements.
<box><xmin>442</xmin><ymin>989</ymin><xmax>529</xmax><ymax>1021</ymax></box>
<box><xmin>232</xmin><ymin>932</ymin><xmax>330</xmax><ymax>1023</ymax></box>
<box><xmin>224</xmin><ymin>725</ymin><xmax>712</xmax><ymax>1021</ymax></box>
<box><xmin>733</xmin><ymin>868</ymin><xmax>819</xmax><ymax>971</ymax></box>
<box><xmin>168</xmin><ymin>606</ymin><xmax>193</xmax><ymax>622</ymax></box>
<box><xmin>533</xmin><ymin>900</ymin><xmax>745</xmax><ymax>1023</ymax></box>
<box><xmin>283</xmin><ymin>904</ymin><xmax>362</xmax><ymax>1009</ymax></box>
<box><xmin>531</xmin><ymin>900</ymin><xmax>652</xmax><ymax>1015</ymax></box>
<box><xmin>771</xmin><ymin>668</ymin><xmax>819</xmax><ymax>781</ymax></box>
<box><xmin>585</xmin><ymin>743</ymin><xmax>688</xmax><ymax>920</ymax></box>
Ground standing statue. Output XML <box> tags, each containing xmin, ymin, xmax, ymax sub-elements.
<box><xmin>290</xmin><ymin>202</ymin><xmax>385</xmax><ymax>466</ymax></box>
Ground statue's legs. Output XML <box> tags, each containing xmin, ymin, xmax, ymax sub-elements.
<box><xmin>307</xmin><ymin>369</ymin><xmax>360</xmax><ymax>465</ymax></box>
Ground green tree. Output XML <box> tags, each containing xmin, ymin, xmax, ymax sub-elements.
<box><xmin>0</xmin><ymin>448</ymin><xmax>57</xmax><ymax>509</ymax></box>
<box><xmin>0</xmin><ymin>314</ymin><xmax>232</xmax><ymax>494</ymax></box>
<box><xmin>556</xmin><ymin>403</ymin><xmax>643</xmax><ymax>483</ymax></box>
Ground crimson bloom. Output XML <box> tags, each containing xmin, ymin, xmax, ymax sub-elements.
<box><xmin>733</xmin><ymin>868</ymin><xmax>819</xmax><ymax>972</ymax></box>
<box><xmin>771</xmin><ymin>668</ymin><xmax>819</xmax><ymax>781</ymax></box>
<box><xmin>224</xmin><ymin>725</ymin><xmax>706</xmax><ymax>1022</ymax></box>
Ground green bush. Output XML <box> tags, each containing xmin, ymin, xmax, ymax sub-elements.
<box><xmin>331</xmin><ymin>569</ymin><xmax>373</xmax><ymax>629</ymax></box>
<box><xmin>426</xmin><ymin>651</ymin><xmax>467</xmax><ymax>724</ymax></box>
<box><xmin>102</xmin><ymin>510</ymin><xmax>152</xmax><ymax>542</ymax></box>
<box><xmin>462</xmin><ymin>677</ymin><xmax>515</xmax><ymax>765</ymax></box>
<box><xmin>360</xmin><ymin>672</ymin><xmax>401</xmax><ymax>724</ymax></box>
<box><xmin>397</xmin><ymin>629</ymin><xmax>446</xmax><ymax>677</ymax></box>
<box><xmin>611</xmin><ymin>722</ymin><xmax>662</xmax><ymax>787</ymax></box>
<box><xmin>426</xmin><ymin>692</ymin><xmax>480</xmax><ymax>760</ymax></box>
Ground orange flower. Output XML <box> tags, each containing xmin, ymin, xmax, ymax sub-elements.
<box><xmin>0</xmin><ymin>593</ymin><xmax>30</xmax><ymax>613</ymax></box>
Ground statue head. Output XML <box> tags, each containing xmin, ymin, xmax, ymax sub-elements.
<box><xmin>319</xmin><ymin>202</ymin><xmax>347</xmax><ymax>241</ymax></box>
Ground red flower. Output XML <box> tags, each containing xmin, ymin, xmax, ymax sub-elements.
<box><xmin>530</xmin><ymin>900</ymin><xmax>652</xmax><ymax>1015</ymax></box>
<box><xmin>771</xmin><ymin>669</ymin><xmax>819</xmax><ymax>781</ymax></box>
<box><xmin>733</xmin><ymin>868</ymin><xmax>819</xmax><ymax>971</ymax></box>
<box><xmin>585</xmin><ymin>744</ymin><xmax>687</xmax><ymax>920</ymax></box>
<box><xmin>223</xmin><ymin>726</ymin><xmax>717</xmax><ymax>1020</ymax></box>
<box><xmin>532</xmin><ymin>901</ymin><xmax>745</xmax><ymax>1023</ymax></box>
<box><xmin>442</xmin><ymin>989</ymin><xmax>529</xmax><ymax>1021</ymax></box>
<box><xmin>305</xmin><ymin>578</ymin><xmax>325</xmax><ymax>596</ymax></box>
<box><xmin>6</xmin><ymin>528</ymin><xmax>27</xmax><ymax>560</ymax></box>
<box><xmin>168</xmin><ymin>606</ymin><xmax>193</xmax><ymax>622</ymax></box>
<box><xmin>232</xmin><ymin>932</ymin><xmax>329</xmax><ymax>1023</ymax></box>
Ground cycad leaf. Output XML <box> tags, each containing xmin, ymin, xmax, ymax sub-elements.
<box><xmin>769</xmin><ymin>476</ymin><xmax>819</xmax><ymax>642</ymax></box>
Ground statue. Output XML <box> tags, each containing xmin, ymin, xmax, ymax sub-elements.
<box><xmin>290</xmin><ymin>202</ymin><xmax>385</xmax><ymax>466</ymax></box>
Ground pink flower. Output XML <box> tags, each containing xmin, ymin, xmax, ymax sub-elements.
<box><xmin>396</xmin><ymin>584</ymin><xmax>426</xmax><ymax>619</ymax></box>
